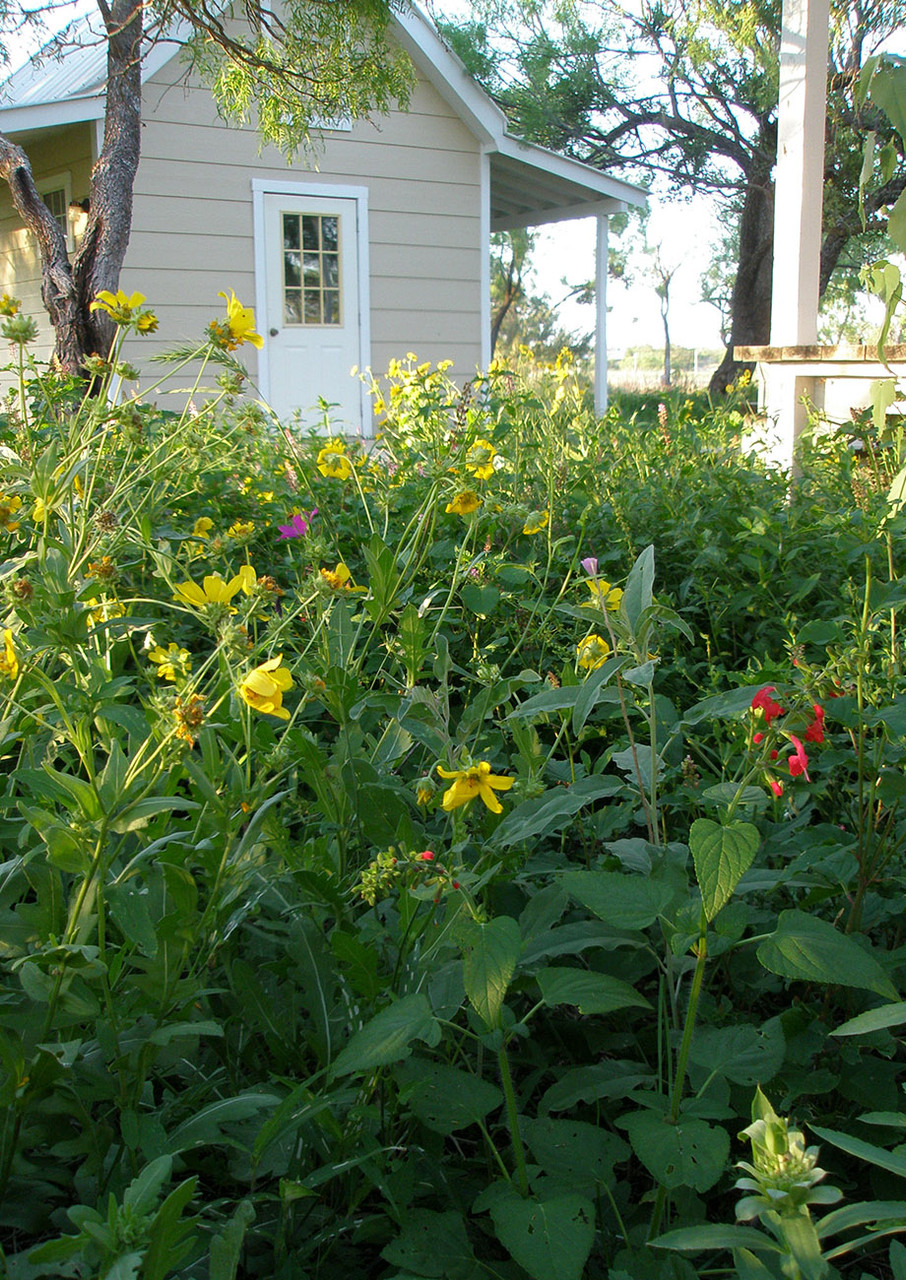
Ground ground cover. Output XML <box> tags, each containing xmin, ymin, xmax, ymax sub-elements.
<box><xmin>0</xmin><ymin>294</ymin><xmax>904</xmax><ymax>1280</ymax></box>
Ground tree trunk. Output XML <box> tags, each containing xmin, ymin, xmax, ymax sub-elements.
<box><xmin>0</xmin><ymin>1</ymin><xmax>143</xmax><ymax>375</ymax></box>
<box><xmin>709</xmin><ymin>167</ymin><xmax>774</xmax><ymax>395</ymax></box>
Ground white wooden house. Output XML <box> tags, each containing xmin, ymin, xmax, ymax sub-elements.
<box><xmin>0</xmin><ymin>3</ymin><xmax>646</xmax><ymax>433</ymax></box>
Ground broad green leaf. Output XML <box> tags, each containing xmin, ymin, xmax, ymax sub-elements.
<box><xmin>683</xmin><ymin>684</ymin><xmax>764</xmax><ymax>726</ymax></box>
<box><xmin>107</xmin><ymin>881</ymin><xmax>158</xmax><ymax>957</ymax></box>
<box><xmin>690</xmin><ymin>818</ymin><xmax>760</xmax><ymax>920</ymax></box>
<box><xmin>521</xmin><ymin>920</ymin><xmax>632</xmax><ymax>966</ymax></box>
<box><xmin>689</xmin><ymin>1020</ymin><xmax>785</xmax><ymax>1086</ymax></box>
<box><xmin>831</xmin><ymin>1001</ymin><xmax>906</xmax><ymax>1036</ymax></box>
<box><xmin>461</xmin><ymin>582</ymin><xmax>499</xmax><ymax>616</ymax></box>
<box><xmin>164</xmin><ymin>1094</ymin><xmax>280</xmax><ymax>1153</ymax></box>
<box><xmin>537</xmin><ymin>966</ymin><xmax>650</xmax><ymax>1015</ymax></box>
<box><xmin>381</xmin><ymin>1209</ymin><xmax>476</xmax><ymax>1280</ymax></box>
<box><xmin>493</xmin><ymin>776</ymin><xmax>624</xmax><ymax>848</ymax></box>
<box><xmin>871</xmin><ymin>60</ymin><xmax>906</xmax><ymax>147</ymax></box>
<box><xmin>651</xmin><ymin>1225</ymin><xmax>781</xmax><ymax>1254</ymax></box>
<box><xmin>461</xmin><ymin>916</ymin><xmax>521</xmax><ymax>1029</ymax></box>
<box><xmin>540</xmin><ymin>1062</ymin><xmax>655</xmax><ymax>1112</ymax></box>
<box><xmin>521</xmin><ymin>1116</ymin><xmax>629</xmax><ymax>1192</ymax></box>
<box><xmin>398</xmin><ymin>1060</ymin><xmax>503</xmax><ymax>1134</ymax></box>
<box><xmin>816</xmin><ymin>1198</ymin><xmax>906</xmax><ymax>1241</ymax></box>
<box><xmin>623</xmin><ymin>544</ymin><xmax>655</xmax><ymax>633</ymax></box>
<box><xmin>208</xmin><ymin>1199</ymin><xmax>255</xmax><ymax>1280</ymax></box>
<box><xmin>622</xmin><ymin>1110</ymin><xmax>730</xmax><ymax>1191</ymax></box>
<box><xmin>489</xmin><ymin>1191</ymin><xmax>595</xmax><ymax>1280</ymax></box>
<box><xmin>331</xmin><ymin>994</ymin><xmax>439</xmax><ymax>1077</ymax></box>
<box><xmin>874</xmin><ymin>379</ymin><xmax>899</xmax><ymax>438</ymax></box>
<box><xmin>757</xmin><ymin>911</ymin><xmax>899</xmax><ymax>999</ymax></box>
<box><xmin>572</xmin><ymin>658</ymin><xmax>624</xmax><ymax>733</ymax></box>
<box><xmin>810</xmin><ymin>1126</ymin><xmax>906</xmax><ymax>1181</ymax></box>
<box><xmin>564</xmin><ymin>870</ymin><xmax>675</xmax><ymax>930</ymax></box>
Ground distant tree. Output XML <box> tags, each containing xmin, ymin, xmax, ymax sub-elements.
<box><xmin>435</xmin><ymin>0</ymin><xmax>906</xmax><ymax>393</ymax></box>
<box><xmin>490</xmin><ymin>232</ymin><xmax>592</xmax><ymax>363</ymax></box>
<box><xmin>0</xmin><ymin>0</ymin><xmax>413</xmax><ymax>374</ymax></box>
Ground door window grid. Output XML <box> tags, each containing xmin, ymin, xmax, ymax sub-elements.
<box><xmin>42</xmin><ymin>187</ymin><xmax>68</xmax><ymax>238</ymax></box>
<box><xmin>282</xmin><ymin>213</ymin><xmax>341</xmax><ymax>326</ymax></box>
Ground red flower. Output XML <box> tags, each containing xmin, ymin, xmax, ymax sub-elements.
<box><xmin>416</xmin><ymin>850</ymin><xmax>435</xmax><ymax>862</ymax></box>
<box><xmin>752</xmin><ymin>686</ymin><xmax>784</xmax><ymax>725</ymax></box>
<box><xmin>787</xmin><ymin>734</ymin><xmax>810</xmax><ymax>780</ymax></box>
<box><xmin>753</xmin><ymin>732</ymin><xmax>764</xmax><ymax>744</ymax></box>
<box><xmin>770</xmin><ymin>750</ymin><xmax>779</xmax><ymax>761</ymax></box>
<box><xmin>769</xmin><ymin>778</ymin><xmax>784</xmax><ymax>797</ymax></box>
<box><xmin>804</xmin><ymin>703</ymin><xmax>825</xmax><ymax>744</ymax></box>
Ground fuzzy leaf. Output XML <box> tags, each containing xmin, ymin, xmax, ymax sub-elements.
<box><xmin>690</xmin><ymin>818</ymin><xmax>759</xmax><ymax>920</ymax></box>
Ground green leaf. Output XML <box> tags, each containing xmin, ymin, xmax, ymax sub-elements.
<box><xmin>209</xmin><ymin>1199</ymin><xmax>255</xmax><ymax>1280</ymax></box>
<box><xmin>521</xmin><ymin>1116</ymin><xmax>629</xmax><ymax>1192</ymax></box>
<box><xmin>871</xmin><ymin>60</ymin><xmax>906</xmax><ymax>146</ymax></box>
<box><xmin>651</xmin><ymin>1225</ymin><xmax>781</xmax><ymax>1254</ymax></box>
<box><xmin>622</xmin><ymin>1110</ymin><xmax>730</xmax><ymax>1191</ymax></box>
<box><xmin>757</xmin><ymin>911</ymin><xmax>899</xmax><ymax>999</ymax></box>
<box><xmin>623</xmin><ymin>544</ymin><xmax>655</xmax><ymax>633</ymax></box>
<box><xmin>563</xmin><ymin>870</ymin><xmax>675</xmax><ymax>930</ymax></box>
<box><xmin>809</xmin><ymin>1127</ymin><xmax>906</xmax><ymax>1181</ymax></box>
<box><xmin>493</xmin><ymin>776</ymin><xmax>624</xmax><ymax>848</ymax></box>
<box><xmin>461</xmin><ymin>915</ymin><xmax>521</xmax><ymax>1029</ymax></box>
<box><xmin>488</xmin><ymin>1191</ymin><xmax>595</xmax><ymax>1280</ymax></box>
<box><xmin>689</xmin><ymin>1020</ymin><xmax>785</xmax><ymax>1086</ymax></box>
<box><xmin>461</xmin><ymin>582</ymin><xmax>500</xmax><ymax>616</ymax></box>
<box><xmin>381</xmin><ymin>1209</ymin><xmax>476</xmax><ymax>1280</ymax></box>
<box><xmin>398</xmin><ymin>1060</ymin><xmax>503</xmax><ymax>1134</ymax></box>
<box><xmin>572</xmin><ymin>657</ymin><xmax>624</xmax><ymax>733</ymax></box>
<box><xmin>106</xmin><ymin>881</ymin><xmax>158</xmax><ymax>957</ymax></box>
<box><xmin>164</xmin><ymin>1094</ymin><xmax>279</xmax><ymax>1153</ymax></box>
<box><xmin>874</xmin><ymin>379</ymin><xmax>899</xmax><ymax>438</ymax></box>
<box><xmin>537</xmin><ymin>966</ymin><xmax>650</xmax><ymax>1015</ymax></box>
<box><xmin>831</xmin><ymin>1001</ymin><xmax>906</xmax><ymax>1036</ymax></box>
<box><xmin>690</xmin><ymin>818</ymin><xmax>759</xmax><ymax>920</ymax></box>
<box><xmin>331</xmin><ymin>993</ymin><xmax>440</xmax><ymax>1076</ymax></box>
<box><xmin>683</xmin><ymin>684</ymin><xmax>765</xmax><ymax>726</ymax></box>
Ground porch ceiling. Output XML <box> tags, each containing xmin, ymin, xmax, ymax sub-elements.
<box><xmin>489</xmin><ymin>145</ymin><xmax>646</xmax><ymax>232</ymax></box>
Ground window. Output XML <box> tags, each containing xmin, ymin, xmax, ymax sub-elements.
<box><xmin>282</xmin><ymin>212</ymin><xmax>341</xmax><ymax>326</ymax></box>
<box><xmin>36</xmin><ymin>173</ymin><xmax>74</xmax><ymax>251</ymax></box>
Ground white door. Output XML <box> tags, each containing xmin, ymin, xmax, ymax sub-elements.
<box><xmin>262</xmin><ymin>192</ymin><xmax>363</xmax><ymax>432</ymax></box>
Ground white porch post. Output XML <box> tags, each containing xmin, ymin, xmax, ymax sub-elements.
<box><xmin>595</xmin><ymin>214</ymin><xmax>608</xmax><ymax>417</ymax></box>
<box><xmin>767</xmin><ymin>0</ymin><xmax>830</xmax><ymax>461</ymax></box>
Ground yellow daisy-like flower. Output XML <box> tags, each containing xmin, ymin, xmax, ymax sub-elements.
<box><xmin>0</xmin><ymin>494</ymin><xmax>22</xmax><ymax>531</ymax></box>
<box><xmin>0</xmin><ymin>628</ymin><xmax>19</xmax><ymax>680</ymax></box>
<box><xmin>319</xmin><ymin>561</ymin><xmax>365</xmax><ymax>592</ymax></box>
<box><xmin>238</xmin><ymin>655</ymin><xmax>293</xmax><ymax>720</ymax></box>
<box><xmin>135</xmin><ymin>311</ymin><xmax>159</xmax><ymax>334</ymax></box>
<box><xmin>0</xmin><ymin>294</ymin><xmax>20</xmax><ymax>316</ymax></box>
<box><xmin>465</xmin><ymin>438</ymin><xmax>497</xmax><ymax>481</ymax></box>
<box><xmin>576</xmin><ymin>634</ymin><xmax>610</xmax><ymax>671</ymax></box>
<box><xmin>87</xmin><ymin>598</ymin><xmax>126</xmax><ymax>625</ymax></box>
<box><xmin>31</xmin><ymin>497</ymin><xmax>49</xmax><ymax>524</ymax></box>
<box><xmin>523</xmin><ymin>510</ymin><xmax>549</xmax><ymax>535</ymax></box>
<box><xmin>90</xmin><ymin>289</ymin><xmax>148</xmax><ymax>325</ymax></box>
<box><xmin>215</xmin><ymin>290</ymin><xmax>264</xmax><ymax>350</ymax></box>
<box><xmin>173</xmin><ymin>565</ymin><xmax>256</xmax><ymax>611</ymax></box>
<box><xmin>192</xmin><ymin>517</ymin><xmax>214</xmax><ymax>540</ymax></box>
<box><xmin>445</xmin><ymin>490</ymin><xmax>481</xmax><ymax>516</ymax></box>
<box><xmin>436</xmin><ymin>761</ymin><xmax>514</xmax><ymax>814</ymax></box>
<box><xmin>228</xmin><ymin>520</ymin><xmax>255</xmax><ymax>539</ymax></box>
<box><xmin>317</xmin><ymin>440</ymin><xmax>352</xmax><ymax>480</ymax></box>
<box><xmin>585</xmin><ymin>580</ymin><xmax>623</xmax><ymax>612</ymax></box>
<box><xmin>148</xmin><ymin>643</ymin><xmax>192</xmax><ymax>683</ymax></box>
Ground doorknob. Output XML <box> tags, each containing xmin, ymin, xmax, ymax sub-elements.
<box><xmin>269</xmin><ymin>328</ymin><xmax>278</xmax><ymax>337</ymax></box>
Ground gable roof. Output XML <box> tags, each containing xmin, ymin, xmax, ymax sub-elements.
<box><xmin>0</xmin><ymin>2</ymin><xmax>646</xmax><ymax>226</ymax></box>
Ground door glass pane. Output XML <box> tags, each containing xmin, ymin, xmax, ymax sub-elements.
<box><xmin>282</xmin><ymin>211</ymin><xmax>342</xmax><ymax>327</ymax></box>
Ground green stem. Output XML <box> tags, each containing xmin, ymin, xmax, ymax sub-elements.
<box><xmin>497</xmin><ymin>1039</ymin><xmax>529</xmax><ymax>1197</ymax></box>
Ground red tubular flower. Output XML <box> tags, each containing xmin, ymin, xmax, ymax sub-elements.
<box><xmin>753</xmin><ymin>732</ymin><xmax>765</xmax><ymax>745</ymax></box>
<box><xmin>752</xmin><ymin>686</ymin><xmax>784</xmax><ymax>725</ymax></box>
<box><xmin>416</xmin><ymin>850</ymin><xmax>435</xmax><ymax>862</ymax></box>
<box><xmin>769</xmin><ymin>778</ymin><xmax>784</xmax><ymax>797</ymax></box>
<box><xmin>787</xmin><ymin>734</ymin><xmax>810</xmax><ymax>780</ymax></box>
<box><xmin>804</xmin><ymin>703</ymin><xmax>825</xmax><ymax>744</ymax></box>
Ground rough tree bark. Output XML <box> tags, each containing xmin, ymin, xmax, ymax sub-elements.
<box><xmin>0</xmin><ymin>1</ymin><xmax>142</xmax><ymax>374</ymax></box>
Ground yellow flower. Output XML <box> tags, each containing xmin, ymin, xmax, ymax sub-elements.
<box><xmin>173</xmin><ymin>693</ymin><xmax>205</xmax><ymax>746</ymax></box>
<box><xmin>436</xmin><ymin>761</ymin><xmax>514</xmax><ymax>814</ymax></box>
<box><xmin>239</xmin><ymin>655</ymin><xmax>293</xmax><ymax>720</ymax></box>
<box><xmin>523</xmin><ymin>510</ymin><xmax>549</xmax><ymax>535</ymax></box>
<box><xmin>87</xmin><ymin>598</ymin><xmax>126</xmax><ymax>624</ymax></box>
<box><xmin>577</xmin><ymin>634</ymin><xmax>610</xmax><ymax>671</ymax></box>
<box><xmin>215</xmin><ymin>290</ymin><xmax>264</xmax><ymax>350</ymax></box>
<box><xmin>0</xmin><ymin>628</ymin><xmax>19</xmax><ymax>679</ymax></box>
<box><xmin>192</xmin><ymin>517</ymin><xmax>214</xmax><ymax>540</ymax></box>
<box><xmin>90</xmin><ymin>289</ymin><xmax>146</xmax><ymax>324</ymax></box>
<box><xmin>317</xmin><ymin>440</ymin><xmax>352</xmax><ymax>480</ymax></box>
<box><xmin>319</xmin><ymin>561</ymin><xmax>366</xmax><ymax>592</ymax></box>
<box><xmin>135</xmin><ymin>311</ymin><xmax>159</xmax><ymax>334</ymax></box>
<box><xmin>465</xmin><ymin>438</ymin><xmax>497</xmax><ymax>481</ymax></box>
<box><xmin>0</xmin><ymin>494</ymin><xmax>22</xmax><ymax>531</ymax></box>
<box><xmin>31</xmin><ymin>497</ymin><xmax>48</xmax><ymax>523</ymax></box>
<box><xmin>0</xmin><ymin>294</ymin><xmax>20</xmax><ymax>316</ymax></box>
<box><xmin>148</xmin><ymin>643</ymin><xmax>192</xmax><ymax>682</ymax></box>
<box><xmin>228</xmin><ymin>520</ymin><xmax>255</xmax><ymax>539</ymax></box>
<box><xmin>173</xmin><ymin>565</ymin><xmax>256</xmax><ymax>611</ymax></box>
<box><xmin>585</xmin><ymin>581</ymin><xmax>623</xmax><ymax>612</ymax></box>
<box><xmin>445</xmin><ymin>490</ymin><xmax>481</xmax><ymax>516</ymax></box>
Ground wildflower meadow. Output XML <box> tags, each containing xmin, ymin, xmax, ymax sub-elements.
<box><xmin>1</xmin><ymin>289</ymin><xmax>905</xmax><ymax>1280</ymax></box>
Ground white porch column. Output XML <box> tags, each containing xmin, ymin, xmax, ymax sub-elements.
<box><xmin>595</xmin><ymin>214</ymin><xmax>608</xmax><ymax>417</ymax></box>
<box><xmin>767</xmin><ymin>0</ymin><xmax>830</xmax><ymax>460</ymax></box>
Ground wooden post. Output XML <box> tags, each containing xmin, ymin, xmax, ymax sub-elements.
<box><xmin>595</xmin><ymin>213</ymin><xmax>608</xmax><ymax>417</ymax></box>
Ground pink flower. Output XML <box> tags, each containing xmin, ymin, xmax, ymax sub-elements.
<box><xmin>804</xmin><ymin>703</ymin><xmax>825</xmax><ymax>744</ymax></box>
<box><xmin>787</xmin><ymin>734</ymin><xmax>810</xmax><ymax>780</ymax></box>
<box><xmin>278</xmin><ymin>508</ymin><xmax>317</xmax><ymax>539</ymax></box>
<box><xmin>752</xmin><ymin>686</ymin><xmax>784</xmax><ymax>726</ymax></box>
<box><xmin>580</xmin><ymin>556</ymin><xmax>599</xmax><ymax>577</ymax></box>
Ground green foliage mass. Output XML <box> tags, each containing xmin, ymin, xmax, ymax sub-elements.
<box><xmin>0</xmin><ymin>302</ymin><xmax>905</xmax><ymax>1278</ymax></box>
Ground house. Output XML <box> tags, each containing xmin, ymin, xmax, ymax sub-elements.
<box><xmin>0</xmin><ymin>3</ymin><xmax>646</xmax><ymax>434</ymax></box>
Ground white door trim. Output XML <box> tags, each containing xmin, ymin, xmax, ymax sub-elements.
<box><xmin>251</xmin><ymin>177</ymin><xmax>372</xmax><ymax>434</ymax></box>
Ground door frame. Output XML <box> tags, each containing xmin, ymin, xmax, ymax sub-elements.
<box><xmin>251</xmin><ymin>178</ymin><xmax>372</xmax><ymax>435</ymax></box>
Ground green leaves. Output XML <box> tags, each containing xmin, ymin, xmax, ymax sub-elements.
<box><xmin>537</xmin><ymin>967</ymin><xmax>650</xmax><ymax>1015</ymax></box>
<box><xmin>461</xmin><ymin>916</ymin><xmax>521</xmax><ymax>1029</ymax></box>
<box><xmin>331</xmin><ymin>994</ymin><xmax>440</xmax><ymax>1076</ymax></box>
<box><xmin>690</xmin><ymin>818</ymin><xmax>759</xmax><ymax>920</ymax></box>
<box><xmin>622</xmin><ymin>1110</ymin><xmax>730</xmax><ymax>1192</ymax></box>
<box><xmin>563</xmin><ymin>870</ymin><xmax>675</xmax><ymax>930</ymax></box>
<box><xmin>757</xmin><ymin>911</ymin><xmax>899</xmax><ymax>999</ymax></box>
<box><xmin>487</xmin><ymin>1190</ymin><xmax>595</xmax><ymax>1280</ymax></box>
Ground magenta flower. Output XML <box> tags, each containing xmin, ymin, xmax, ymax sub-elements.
<box><xmin>278</xmin><ymin>508</ymin><xmax>317</xmax><ymax>540</ymax></box>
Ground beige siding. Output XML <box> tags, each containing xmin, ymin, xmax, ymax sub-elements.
<box><xmin>0</xmin><ymin>124</ymin><xmax>94</xmax><ymax>369</ymax></box>
<box><xmin>121</xmin><ymin>64</ymin><xmax>484</xmax><ymax>395</ymax></box>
